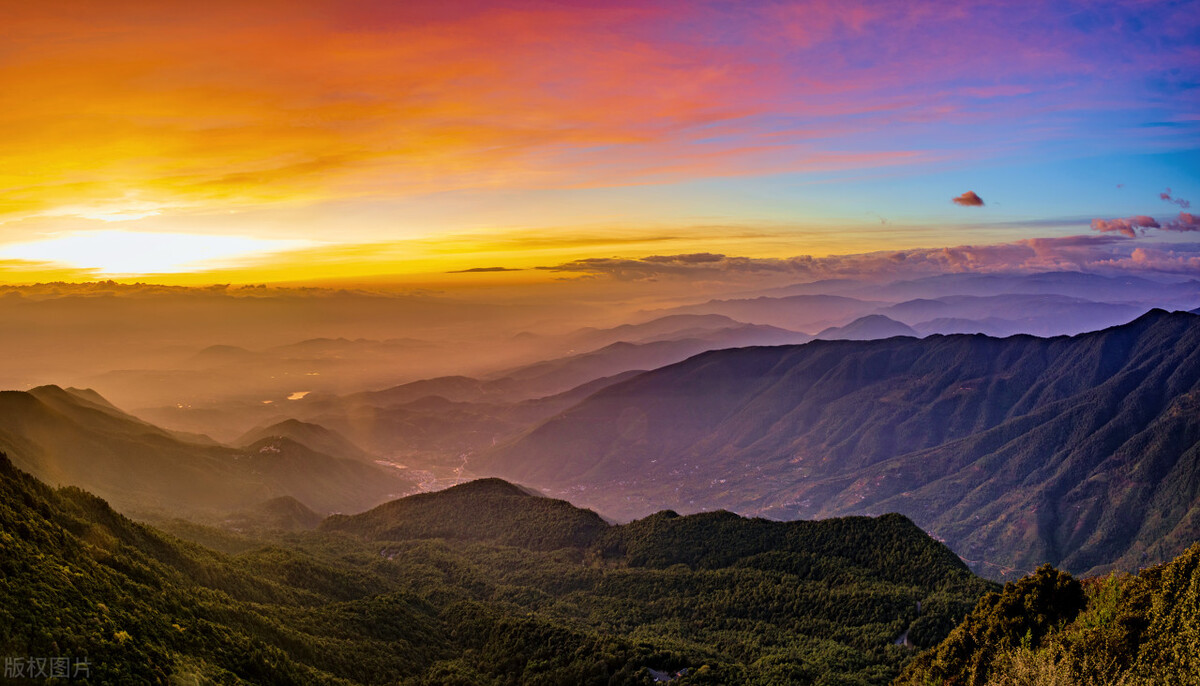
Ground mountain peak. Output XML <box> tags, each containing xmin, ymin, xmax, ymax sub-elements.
<box><xmin>816</xmin><ymin>314</ymin><xmax>918</xmax><ymax>341</ymax></box>
<box><xmin>435</xmin><ymin>477</ymin><xmax>537</xmax><ymax>498</ymax></box>
<box><xmin>321</xmin><ymin>477</ymin><xmax>607</xmax><ymax>550</ymax></box>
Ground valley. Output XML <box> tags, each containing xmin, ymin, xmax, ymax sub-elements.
<box><xmin>1</xmin><ymin>275</ymin><xmax>1198</xmax><ymax>684</ymax></box>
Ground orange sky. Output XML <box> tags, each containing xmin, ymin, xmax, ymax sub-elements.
<box><xmin>1</xmin><ymin>0</ymin><xmax>1196</xmax><ymax>283</ymax></box>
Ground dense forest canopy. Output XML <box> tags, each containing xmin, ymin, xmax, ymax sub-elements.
<box><xmin>0</xmin><ymin>452</ymin><xmax>994</xmax><ymax>685</ymax></box>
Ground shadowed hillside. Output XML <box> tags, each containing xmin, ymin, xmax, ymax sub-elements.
<box><xmin>0</xmin><ymin>386</ymin><xmax>414</xmax><ymax>517</ymax></box>
<box><xmin>482</xmin><ymin>310</ymin><xmax>1200</xmax><ymax>579</ymax></box>
<box><xmin>895</xmin><ymin>544</ymin><xmax>1200</xmax><ymax>685</ymax></box>
<box><xmin>236</xmin><ymin>418</ymin><xmax>376</xmax><ymax>462</ymax></box>
<box><xmin>322</xmin><ymin>478</ymin><xmax>610</xmax><ymax>550</ymax></box>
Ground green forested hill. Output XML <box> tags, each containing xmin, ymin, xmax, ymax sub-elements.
<box><xmin>894</xmin><ymin>543</ymin><xmax>1200</xmax><ymax>685</ymax></box>
<box><xmin>0</xmin><ymin>457</ymin><xmax>994</xmax><ymax>684</ymax></box>
<box><xmin>481</xmin><ymin>309</ymin><xmax>1200</xmax><ymax>579</ymax></box>
<box><xmin>321</xmin><ymin>478</ymin><xmax>610</xmax><ymax>550</ymax></box>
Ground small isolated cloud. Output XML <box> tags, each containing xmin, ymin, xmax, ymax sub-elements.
<box><xmin>1090</xmin><ymin>215</ymin><xmax>1160</xmax><ymax>238</ymax></box>
<box><xmin>1164</xmin><ymin>212</ymin><xmax>1200</xmax><ymax>232</ymax></box>
<box><xmin>445</xmin><ymin>266</ymin><xmax>524</xmax><ymax>273</ymax></box>
<box><xmin>1160</xmin><ymin>188</ymin><xmax>1191</xmax><ymax>209</ymax></box>
<box><xmin>952</xmin><ymin>191</ymin><xmax>985</xmax><ymax>207</ymax></box>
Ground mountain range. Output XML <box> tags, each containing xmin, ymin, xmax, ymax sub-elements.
<box><xmin>482</xmin><ymin>309</ymin><xmax>1200</xmax><ymax>579</ymax></box>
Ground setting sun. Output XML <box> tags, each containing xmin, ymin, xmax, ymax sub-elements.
<box><xmin>0</xmin><ymin>230</ymin><xmax>313</xmax><ymax>276</ymax></box>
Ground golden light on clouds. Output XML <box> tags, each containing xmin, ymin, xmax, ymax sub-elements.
<box><xmin>0</xmin><ymin>1</ymin><xmax>1195</xmax><ymax>285</ymax></box>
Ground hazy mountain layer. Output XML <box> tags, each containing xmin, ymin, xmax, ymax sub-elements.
<box><xmin>235</xmin><ymin>418</ymin><xmax>376</xmax><ymax>462</ymax></box>
<box><xmin>816</xmin><ymin>315</ymin><xmax>918</xmax><ymax>340</ymax></box>
<box><xmin>657</xmin><ymin>293</ymin><xmax>885</xmax><ymax>332</ymax></box>
<box><xmin>482</xmin><ymin>310</ymin><xmax>1200</xmax><ymax>579</ymax></box>
<box><xmin>0</xmin><ymin>386</ymin><xmax>414</xmax><ymax>517</ymax></box>
<box><xmin>877</xmin><ymin>294</ymin><xmax>1145</xmax><ymax>337</ymax></box>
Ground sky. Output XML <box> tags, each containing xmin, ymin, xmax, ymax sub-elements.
<box><xmin>0</xmin><ymin>0</ymin><xmax>1197</xmax><ymax>284</ymax></box>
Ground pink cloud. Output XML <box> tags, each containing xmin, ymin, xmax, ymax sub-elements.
<box><xmin>1110</xmin><ymin>247</ymin><xmax>1200</xmax><ymax>274</ymax></box>
<box><xmin>1164</xmin><ymin>212</ymin><xmax>1200</xmax><ymax>232</ymax></box>
<box><xmin>1160</xmin><ymin>188</ymin><xmax>1191</xmax><ymax>209</ymax></box>
<box><xmin>1090</xmin><ymin>215</ymin><xmax>1160</xmax><ymax>238</ymax></box>
<box><xmin>952</xmin><ymin>191</ymin><xmax>985</xmax><ymax>207</ymax></box>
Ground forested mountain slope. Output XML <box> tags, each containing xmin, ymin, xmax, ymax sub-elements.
<box><xmin>895</xmin><ymin>544</ymin><xmax>1200</xmax><ymax>685</ymax></box>
<box><xmin>0</xmin><ymin>457</ymin><xmax>992</xmax><ymax>684</ymax></box>
<box><xmin>483</xmin><ymin>309</ymin><xmax>1200</xmax><ymax>578</ymax></box>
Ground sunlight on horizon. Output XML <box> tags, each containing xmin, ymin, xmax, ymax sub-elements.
<box><xmin>0</xmin><ymin>230</ymin><xmax>314</xmax><ymax>277</ymax></box>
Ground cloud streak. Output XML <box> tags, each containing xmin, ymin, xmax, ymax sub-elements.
<box><xmin>538</xmin><ymin>234</ymin><xmax>1200</xmax><ymax>281</ymax></box>
<box><xmin>2</xmin><ymin>0</ymin><xmax>1196</xmax><ymax>226</ymax></box>
<box><xmin>445</xmin><ymin>266</ymin><xmax>525</xmax><ymax>273</ymax></box>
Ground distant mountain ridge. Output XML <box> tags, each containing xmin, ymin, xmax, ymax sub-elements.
<box><xmin>481</xmin><ymin>309</ymin><xmax>1200</xmax><ymax>579</ymax></box>
<box><xmin>235</xmin><ymin>418</ymin><xmax>375</xmax><ymax>462</ymax></box>
<box><xmin>649</xmin><ymin>274</ymin><xmax>1197</xmax><ymax>338</ymax></box>
<box><xmin>816</xmin><ymin>315</ymin><xmax>918</xmax><ymax>340</ymax></box>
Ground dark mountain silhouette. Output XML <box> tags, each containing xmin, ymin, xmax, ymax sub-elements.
<box><xmin>481</xmin><ymin>310</ymin><xmax>1200</xmax><ymax>578</ymax></box>
<box><xmin>322</xmin><ymin>478</ymin><xmax>610</xmax><ymax>550</ymax></box>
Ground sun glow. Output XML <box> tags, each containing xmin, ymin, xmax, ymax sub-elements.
<box><xmin>0</xmin><ymin>231</ymin><xmax>313</xmax><ymax>276</ymax></box>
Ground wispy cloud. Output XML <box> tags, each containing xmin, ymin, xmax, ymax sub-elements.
<box><xmin>1160</xmin><ymin>188</ymin><xmax>1191</xmax><ymax>209</ymax></box>
<box><xmin>445</xmin><ymin>266</ymin><xmax>525</xmax><ymax>273</ymax></box>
